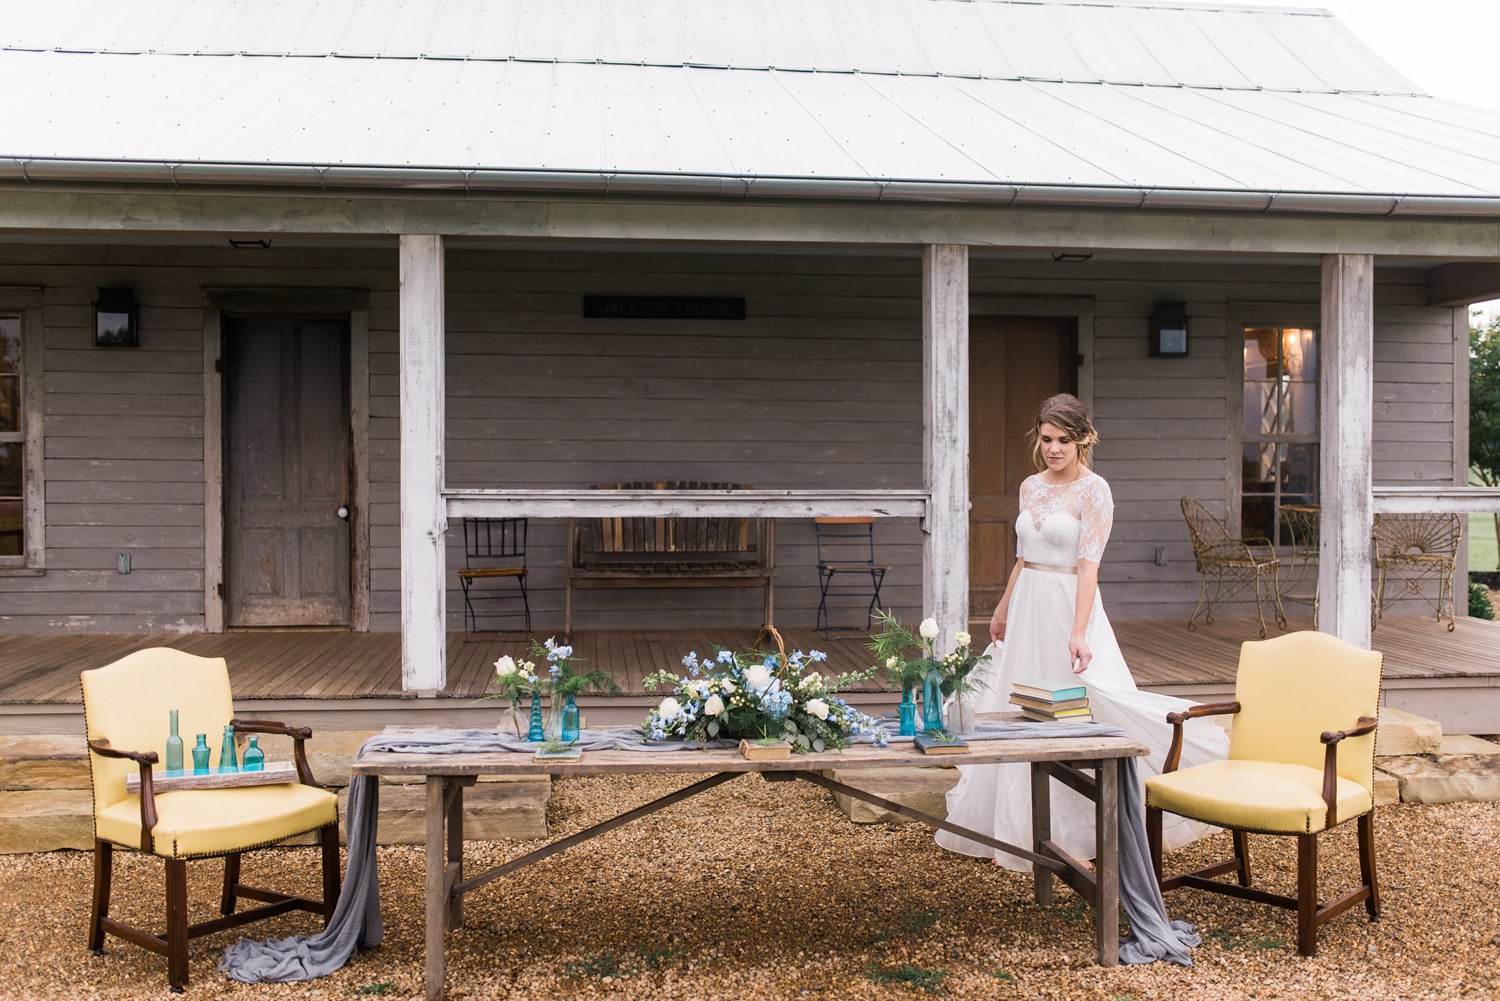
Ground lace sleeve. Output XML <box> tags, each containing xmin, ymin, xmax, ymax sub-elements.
<box><xmin>1015</xmin><ymin>475</ymin><xmax>1040</xmax><ymax>562</ymax></box>
<box><xmin>1076</xmin><ymin>476</ymin><xmax>1114</xmax><ymax>565</ymax></box>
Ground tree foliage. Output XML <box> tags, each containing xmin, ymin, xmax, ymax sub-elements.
<box><xmin>1470</xmin><ymin>315</ymin><xmax>1500</xmax><ymax>568</ymax></box>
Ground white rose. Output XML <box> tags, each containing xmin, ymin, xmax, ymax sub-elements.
<box><xmin>721</xmin><ymin>679</ymin><xmax>736</xmax><ymax>694</ymax></box>
<box><xmin>704</xmin><ymin>694</ymin><xmax>726</xmax><ymax>717</ymax></box>
<box><xmin>955</xmin><ymin>631</ymin><xmax>972</xmax><ymax>648</ymax></box>
<box><xmin>805</xmin><ymin>698</ymin><xmax>830</xmax><ymax>721</ymax></box>
<box><xmin>658</xmin><ymin>697</ymin><xmax>683</xmax><ymax>720</ymax></box>
<box><xmin>745</xmin><ymin>664</ymin><xmax>773</xmax><ymax>691</ymax></box>
<box><xmin>919</xmin><ymin>618</ymin><xmax>939</xmax><ymax>641</ymax></box>
<box><xmin>494</xmin><ymin>655</ymin><xmax>517</xmax><ymax>677</ymax></box>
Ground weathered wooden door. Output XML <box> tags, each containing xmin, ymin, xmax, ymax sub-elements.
<box><xmin>224</xmin><ymin>316</ymin><xmax>351</xmax><ymax>627</ymax></box>
<box><xmin>968</xmin><ymin>316</ymin><xmax>1077</xmax><ymax>620</ymax></box>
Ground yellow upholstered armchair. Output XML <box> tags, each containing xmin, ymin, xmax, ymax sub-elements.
<box><xmin>81</xmin><ymin>649</ymin><xmax>341</xmax><ymax>992</ymax></box>
<box><xmin>1144</xmin><ymin>631</ymin><xmax>1382</xmax><ymax>956</ymax></box>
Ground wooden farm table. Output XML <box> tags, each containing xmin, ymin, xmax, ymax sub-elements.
<box><xmin>352</xmin><ymin>720</ymin><xmax>1148</xmax><ymax>1001</ymax></box>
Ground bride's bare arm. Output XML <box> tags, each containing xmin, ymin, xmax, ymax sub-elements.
<box><xmin>990</xmin><ymin>557</ymin><xmax>1024</xmax><ymax>643</ymax></box>
<box><xmin>1070</xmin><ymin>559</ymin><xmax>1100</xmax><ymax>673</ymax></box>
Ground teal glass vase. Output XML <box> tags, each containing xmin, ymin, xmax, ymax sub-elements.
<box><xmin>165</xmin><ymin>709</ymin><xmax>184</xmax><ymax>776</ymax></box>
<box><xmin>526</xmin><ymin>689</ymin><xmax>545</xmax><ymax>742</ymax></box>
<box><xmin>898</xmin><ymin>687</ymin><xmax>917</xmax><ymax>737</ymax></box>
<box><xmin>921</xmin><ymin>674</ymin><xmax>944</xmax><ymax>732</ymax></box>
<box><xmin>191</xmin><ymin>734</ymin><xmax>210</xmax><ymax>775</ymax></box>
<box><xmin>219</xmin><ymin>724</ymin><xmax>239</xmax><ymax>773</ymax></box>
<box><xmin>561</xmin><ymin>694</ymin><xmax>580</xmax><ymax>742</ymax></box>
<box><xmin>242</xmin><ymin>735</ymin><xmax>265</xmax><ymax>772</ymax></box>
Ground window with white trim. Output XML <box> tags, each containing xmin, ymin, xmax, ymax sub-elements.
<box><xmin>1241</xmin><ymin>326</ymin><xmax>1319</xmax><ymax>546</ymax></box>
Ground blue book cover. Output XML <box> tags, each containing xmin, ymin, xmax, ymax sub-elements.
<box><xmin>913</xmin><ymin>733</ymin><xmax>969</xmax><ymax>755</ymax></box>
<box><xmin>1011</xmin><ymin>682</ymin><xmax>1087</xmax><ymax>702</ymax></box>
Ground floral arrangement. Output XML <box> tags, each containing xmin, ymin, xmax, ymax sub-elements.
<box><xmin>641</xmin><ymin>646</ymin><xmax>887</xmax><ymax>752</ymax></box>
<box><xmin>868</xmin><ymin>610</ymin><xmax>990</xmax><ymax>700</ymax></box>
<box><xmin>487</xmin><ymin>637</ymin><xmax>621</xmax><ymax>705</ymax></box>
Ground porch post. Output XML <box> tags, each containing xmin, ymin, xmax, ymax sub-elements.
<box><xmin>1318</xmin><ymin>253</ymin><xmax>1374</xmax><ymax>648</ymax></box>
<box><xmin>400</xmin><ymin>234</ymin><xmax>447</xmax><ymax>692</ymax></box>
<box><xmin>922</xmin><ymin>244</ymin><xmax>970</xmax><ymax>639</ymax></box>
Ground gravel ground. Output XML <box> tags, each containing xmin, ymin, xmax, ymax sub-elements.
<box><xmin>0</xmin><ymin>775</ymin><xmax>1496</xmax><ymax>1001</ymax></box>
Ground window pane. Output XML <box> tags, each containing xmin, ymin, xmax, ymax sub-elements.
<box><xmin>1285</xmin><ymin>444</ymin><xmax>1319</xmax><ymax>496</ymax></box>
<box><xmin>1245</xmin><ymin>381</ymin><xmax>1281</xmax><ymax>436</ymax></box>
<box><xmin>0</xmin><ymin>317</ymin><xmax>18</xmax><ymax>375</ymax></box>
<box><xmin>0</xmin><ymin>443</ymin><xmax>18</xmax><ymax>496</ymax></box>
<box><xmin>1283</xmin><ymin>328</ymin><xmax>1316</xmax><ymax>382</ymax></box>
<box><xmin>1242</xmin><ymin>495</ymin><xmax>1275</xmax><ymax>542</ymax></box>
<box><xmin>0</xmin><ymin>500</ymin><xmax>18</xmax><ymax>556</ymax></box>
<box><xmin>1244</xmin><ymin>328</ymin><xmax>1280</xmax><ymax>381</ymax></box>
<box><xmin>0</xmin><ymin>375</ymin><xmax>16</xmax><ymax>434</ymax></box>
<box><xmin>1283</xmin><ymin>382</ymin><xmax>1317</xmax><ymax>435</ymax></box>
<box><xmin>1242</xmin><ymin>443</ymin><xmax>1275</xmax><ymax>492</ymax></box>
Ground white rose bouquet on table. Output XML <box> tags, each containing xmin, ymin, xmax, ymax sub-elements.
<box><xmin>868</xmin><ymin>610</ymin><xmax>991</xmax><ymax>700</ymax></box>
<box><xmin>641</xmin><ymin>646</ymin><xmax>887</xmax><ymax>751</ymax></box>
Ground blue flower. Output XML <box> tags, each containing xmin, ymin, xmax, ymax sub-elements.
<box><xmin>809</xmin><ymin>650</ymin><xmax>829</xmax><ymax>663</ymax></box>
<box><xmin>682</xmin><ymin>651</ymin><xmax>700</xmax><ymax>668</ymax></box>
<box><xmin>717</xmin><ymin>649</ymin><xmax>736</xmax><ymax>664</ymax></box>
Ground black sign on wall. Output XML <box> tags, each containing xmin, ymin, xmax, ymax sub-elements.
<box><xmin>583</xmin><ymin>295</ymin><xmax>747</xmax><ymax>320</ymax></box>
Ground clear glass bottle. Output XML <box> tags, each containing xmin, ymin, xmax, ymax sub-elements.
<box><xmin>219</xmin><ymin>724</ymin><xmax>239</xmax><ymax>773</ymax></box>
<box><xmin>191</xmin><ymin>734</ymin><xmax>210</xmax><ymax>775</ymax></box>
<box><xmin>165</xmin><ymin>709</ymin><xmax>184</xmax><ymax>776</ymax></box>
<box><xmin>242</xmin><ymin>735</ymin><xmax>265</xmax><ymax>772</ymax></box>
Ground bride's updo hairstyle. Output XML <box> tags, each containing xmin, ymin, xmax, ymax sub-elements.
<box><xmin>1027</xmin><ymin>393</ymin><xmax>1100</xmax><ymax>471</ymax></box>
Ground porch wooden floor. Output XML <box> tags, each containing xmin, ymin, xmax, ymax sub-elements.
<box><xmin>3</xmin><ymin>616</ymin><xmax>1497</xmax><ymax>732</ymax></box>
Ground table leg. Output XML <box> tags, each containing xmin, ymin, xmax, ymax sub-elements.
<box><xmin>447</xmin><ymin>782</ymin><xmax>465</xmax><ymax>929</ymax></box>
<box><xmin>426</xmin><ymin>776</ymin><xmax>448</xmax><ymax>1001</ymax></box>
<box><xmin>1094</xmin><ymin>759</ymin><xmax>1120</xmax><ymax>967</ymax></box>
<box><xmin>1030</xmin><ymin>761</ymin><xmax>1053</xmax><ymax>906</ymax></box>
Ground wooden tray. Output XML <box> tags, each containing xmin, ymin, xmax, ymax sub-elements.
<box><xmin>125</xmin><ymin>760</ymin><xmax>297</xmax><ymax>793</ymax></box>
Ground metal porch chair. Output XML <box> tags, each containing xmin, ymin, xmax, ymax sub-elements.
<box><xmin>813</xmin><ymin>517</ymin><xmax>888</xmax><ymax>634</ymax></box>
<box><xmin>1181</xmin><ymin>497</ymin><xmax>1287</xmax><ymax>638</ymax></box>
<box><xmin>1372</xmin><ymin>512</ymin><xmax>1462</xmax><ymax>632</ymax></box>
<box><xmin>458</xmin><ymin>517</ymin><xmax>531</xmax><ymax>632</ymax></box>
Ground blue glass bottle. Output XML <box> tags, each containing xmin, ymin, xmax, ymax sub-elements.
<box><xmin>898</xmin><ymin>687</ymin><xmax>917</xmax><ymax>737</ymax></box>
<box><xmin>219</xmin><ymin>724</ymin><xmax>239</xmax><ymax>773</ymax></box>
<box><xmin>526</xmin><ymin>688</ymin><xmax>545</xmax><ymax>742</ymax></box>
<box><xmin>921</xmin><ymin>673</ymin><xmax>944</xmax><ymax>732</ymax></box>
<box><xmin>191</xmin><ymin>734</ymin><xmax>210</xmax><ymax>775</ymax></box>
<box><xmin>561</xmin><ymin>695</ymin><xmax>580</xmax><ymax>742</ymax></box>
<box><xmin>242</xmin><ymin>735</ymin><xmax>265</xmax><ymax>772</ymax></box>
<box><xmin>165</xmin><ymin>709</ymin><xmax>184</xmax><ymax>776</ymax></box>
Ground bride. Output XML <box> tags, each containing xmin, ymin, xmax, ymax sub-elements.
<box><xmin>937</xmin><ymin>393</ymin><xmax>1228</xmax><ymax>869</ymax></box>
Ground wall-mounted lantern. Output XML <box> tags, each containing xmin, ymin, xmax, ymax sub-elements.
<box><xmin>94</xmin><ymin>288</ymin><xmax>139</xmax><ymax>347</ymax></box>
<box><xmin>1149</xmin><ymin>302</ymin><xmax>1189</xmax><ymax>357</ymax></box>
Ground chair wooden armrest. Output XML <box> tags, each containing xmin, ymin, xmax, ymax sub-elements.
<box><xmin>1162</xmin><ymin>701</ymin><xmax>1241</xmax><ymax>773</ymax></box>
<box><xmin>88</xmin><ymin>738</ymin><xmax>160</xmax><ymax>854</ymax></box>
<box><xmin>231</xmin><ymin>717</ymin><xmax>316</xmax><ymax>785</ymax></box>
<box><xmin>1319</xmin><ymin>715</ymin><xmax>1378</xmax><ymax>829</ymax></box>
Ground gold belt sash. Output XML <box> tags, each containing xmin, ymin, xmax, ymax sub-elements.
<box><xmin>1023</xmin><ymin>561</ymin><xmax>1078</xmax><ymax>575</ymax></box>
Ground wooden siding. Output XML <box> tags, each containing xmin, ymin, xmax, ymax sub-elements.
<box><xmin>0</xmin><ymin>244</ymin><xmax>1464</xmax><ymax>633</ymax></box>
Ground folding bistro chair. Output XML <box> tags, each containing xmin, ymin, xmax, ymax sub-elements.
<box><xmin>813</xmin><ymin>517</ymin><xmax>888</xmax><ymax>634</ymax></box>
<box><xmin>458</xmin><ymin>517</ymin><xmax>531</xmax><ymax>632</ymax></box>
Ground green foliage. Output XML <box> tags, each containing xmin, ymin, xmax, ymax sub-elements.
<box><xmin>354</xmin><ymin>984</ymin><xmax>398</xmax><ymax>996</ymax></box>
<box><xmin>1469</xmin><ymin>582</ymin><xmax>1496</xmax><ymax>620</ymax></box>
<box><xmin>864</xmin><ymin>908</ymin><xmax>940</xmax><ymax>944</ymax></box>
<box><xmin>868</xmin><ymin>609</ymin><xmax>990</xmax><ymax>698</ymax></box>
<box><xmin>563</xmin><ymin>945</ymin><xmax>678</xmax><ymax>978</ymax></box>
<box><xmin>565</xmin><ymin>951</ymin><xmax>622</xmax><ymax>978</ymax></box>
<box><xmin>1471</xmin><ymin>317</ymin><xmax>1500</xmax><ymax>488</ymax></box>
<box><xmin>989</xmin><ymin>969</ymin><xmax>1015</xmax><ymax>982</ymax></box>
<box><xmin>864</xmin><ymin>964</ymin><xmax>948</xmax><ymax>994</ymax></box>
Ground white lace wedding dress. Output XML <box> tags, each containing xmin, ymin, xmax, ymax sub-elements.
<box><xmin>936</xmin><ymin>472</ymin><xmax>1228</xmax><ymax>870</ymax></box>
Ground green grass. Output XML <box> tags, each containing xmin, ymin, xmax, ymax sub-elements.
<box><xmin>863</xmin><ymin>908</ymin><xmax>940</xmax><ymax>945</ymax></box>
<box><xmin>1470</xmin><ymin>513</ymin><xmax>1498</xmax><ymax>572</ymax></box>
<box><xmin>864</xmin><ymin>964</ymin><xmax>948</xmax><ymax>994</ymax></box>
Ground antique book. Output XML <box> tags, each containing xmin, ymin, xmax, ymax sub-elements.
<box><xmin>1020</xmin><ymin>707</ymin><xmax>1095</xmax><ymax>723</ymax></box>
<box><xmin>1012</xmin><ymin>682</ymin><xmax>1087</xmax><ymax>701</ymax></box>
<box><xmin>913</xmin><ymin>733</ymin><xmax>970</xmax><ymax>755</ymax></box>
<box><xmin>1010</xmin><ymin>693</ymin><xmax>1091</xmax><ymax>712</ymax></box>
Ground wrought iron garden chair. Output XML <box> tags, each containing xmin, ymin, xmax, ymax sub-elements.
<box><xmin>1180</xmin><ymin>496</ymin><xmax>1287</xmax><ymax>638</ymax></box>
<box><xmin>1277</xmin><ymin>503</ymin><xmax>1321</xmax><ymax>624</ymax></box>
<box><xmin>458</xmin><ymin>517</ymin><xmax>531</xmax><ymax>632</ymax></box>
<box><xmin>1371</xmin><ymin>512</ymin><xmax>1462</xmax><ymax>632</ymax></box>
<box><xmin>813</xmin><ymin>517</ymin><xmax>888</xmax><ymax>634</ymax></box>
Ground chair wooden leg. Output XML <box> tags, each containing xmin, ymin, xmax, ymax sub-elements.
<box><xmin>1146</xmin><ymin>806</ymin><xmax>1163</xmax><ymax>885</ymax></box>
<box><xmin>88</xmin><ymin>839</ymin><xmax>113</xmax><ymax>954</ymax></box>
<box><xmin>1358</xmin><ymin>812</ymin><xmax>1381</xmax><ymax>921</ymax></box>
<box><xmin>165</xmin><ymin>858</ymin><xmax>190</xmax><ymax>992</ymax></box>
<box><xmin>320</xmin><ymin>825</ymin><xmax>342</xmax><ymax>923</ymax></box>
<box><xmin>1295</xmin><ymin>833</ymin><xmax>1319</xmax><ymax>957</ymax></box>
<box><xmin>1232</xmin><ymin>830</ymin><xmax>1252</xmax><ymax>887</ymax></box>
<box><xmin>220</xmin><ymin>852</ymin><xmax>241</xmax><ymax>916</ymax></box>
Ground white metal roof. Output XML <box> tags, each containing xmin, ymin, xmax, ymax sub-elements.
<box><xmin>3</xmin><ymin>0</ymin><xmax>1499</xmax><ymax>211</ymax></box>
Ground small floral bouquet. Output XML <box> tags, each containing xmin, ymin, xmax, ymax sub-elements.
<box><xmin>483</xmin><ymin>637</ymin><xmax>619</xmax><ymax>739</ymax></box>
<box><xmin>868</xmin><ymin>610</ymin><xmax>989</xmax><ymax>700</ymax></box>
<box><xmin>533</xmin><ymin>636</ymin><xmax>620</xmax><ymax>699</ymax></box>
<box><xmin>641</xmin><ymin>638</ymin><xmax>887</xmax><ymax>753</ymax></box>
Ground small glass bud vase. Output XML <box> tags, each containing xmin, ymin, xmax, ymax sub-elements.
<box><xmin>920</xmin><ymin>674</ymin><xmax>944</xmax><ymax>732</ymax></box>
<box><xmin>165</xmin><ymin>709</ymin><xmax>184</xmax><ymax>776</ymax></box>
<box><xmin>526</xmin><ymin>689</ymin><xmax>545</xmax><ymax>742</ymax></box>
<box><xmin>219</xmin><ymin>724</ymin><xmax>239</xmax><ymax>773</ymax></box>
<box><xmin>545</xmin><ymin>693</ymin><xmax>566</xmax><ymax>742</ymax></box>
<box><xmin>561</xmin><ymin>694</ymin><xmax>580</xmax><ymax>743</ymax></box>
<box><xmin>191</xmin><ymin>734</ymin><xmax>210</xmax><ymax>775</ymax></box>
<box><xmin>898</xmin><ymin>687</ymin><xmax>917</xmax><ymax>737</ymax></box>
<box><xmin>242</xmin><ymin>736</ymin><xmax>265</xmax><ymax>772</ymax></box>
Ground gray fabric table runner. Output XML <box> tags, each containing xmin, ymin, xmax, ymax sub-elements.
<box><xmin>220</xmin><ymin>721</ymin><xmax>1197</xmax><ymax>982</ymax></box>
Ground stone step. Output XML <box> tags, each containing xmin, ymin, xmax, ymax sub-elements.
<box><xmin>0</xmin><ymin>790</ymin><xmax>95</xmax><ymax>852</ymax></box>
<box><xmin>1374</xmin><ymin>707</ymin><xmax>1443</xmax><ymax>757</ymax></box>
<box><xmin>823</xmin><ymin>766</ymin><xmax>959</xmax><ymax>825</ymax></box>
<box><xmin>1376</xmin><ymin>744</ymin><xmax>1500</xmax><ymax>804</ymax></box>
<box><xmin>0</xmin><ymin>736</ymin><xmax>93</xmax><ymax>790</ymax></box>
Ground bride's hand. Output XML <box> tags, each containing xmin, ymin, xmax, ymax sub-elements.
<box><xmin>990</xmin><ymin>608</ymin><xmax>1007</xmax><ymax>644</ymax></box>
<box><xmin>1068</xmin><ymin>632</ymin><xmax>1092</xmax><ymax>674</ymax></box>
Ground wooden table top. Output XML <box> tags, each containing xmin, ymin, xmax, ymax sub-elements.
<box><xmin>352</xmin><ymin>715</ymin><xmax>1147</xmax><ymax>779</ymax></box>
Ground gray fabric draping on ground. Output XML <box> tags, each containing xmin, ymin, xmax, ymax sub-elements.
<box><xmin>220</xmin><ymin>721</ymin><xmax>1195</xmax><ymax>983</ymax></box>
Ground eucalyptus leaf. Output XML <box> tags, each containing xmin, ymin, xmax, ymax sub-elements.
<box><xmin>812</xmin><ymin>738</ymin><xmax>826</xmax><ymax>752</ymax></box>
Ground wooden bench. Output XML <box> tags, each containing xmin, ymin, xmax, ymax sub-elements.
<box><xmin>564</xmin><ymin>481</ymin><xmax>776</xmax><ymax>632</ymax></box>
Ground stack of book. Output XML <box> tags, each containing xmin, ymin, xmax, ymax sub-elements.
<box><xmin>1010</xmin><ymin>682</ymin><xmax>1093</xmax><ymax>722</ymax></box>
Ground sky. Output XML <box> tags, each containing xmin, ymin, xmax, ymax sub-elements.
<box><xmin>1255</xmin><ymin>0</ymin><xmax>1500</xmax><ymax>326</ymax></box>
